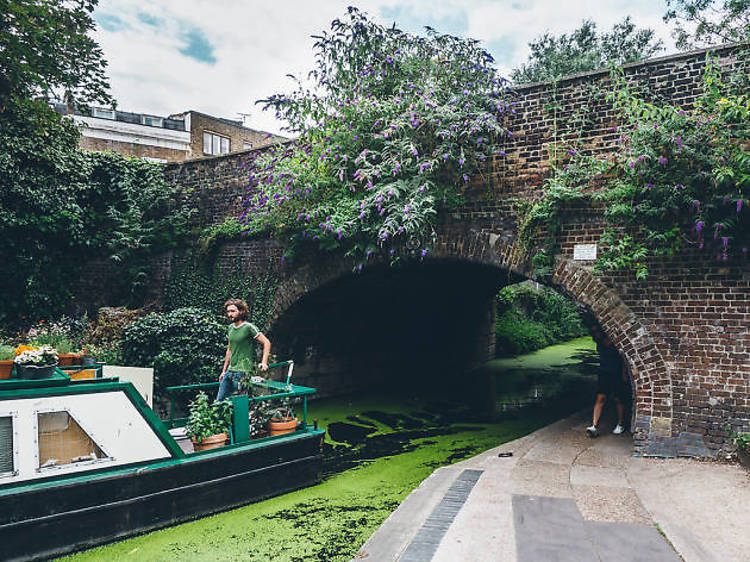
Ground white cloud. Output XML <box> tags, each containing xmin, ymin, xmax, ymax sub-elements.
<box><xmin>93</xmin><ymin>0</ymin><xmax>676</xmax><ymax>135</ymax></box>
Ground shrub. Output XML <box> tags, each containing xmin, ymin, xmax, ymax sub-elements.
<box><xmin>245</xmin><ymin>8</ymin><xmax>511</xmax><ymax>266</ymax></box>
<box><xmin>84</xmin><ymin>307</ymin><xmax>148</xmax><ymax>346</ymax></box>
<box><xmin>495</xmin><ymin>312</ymin><xmax>551</xmax><ymax>356</ymax></box>
<box><xmin>121</xmin><ymin>308</ymin><xmax>227</xmax><ymax>402</ymax></box>
<box><xmin>495</xmin><ymin>282</ymin><xmax>587</xmax><ymax>356</ymax></box>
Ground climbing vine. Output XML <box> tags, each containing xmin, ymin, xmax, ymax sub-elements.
<box><xmin>164</xmin><ymin>257</ymin><xmax>279</xmax><ymax>331</ymax></box>
<box><xmin>516</xmin><ymin>55</ymin><xmax>749</xmax><ymax>279</ymax></box>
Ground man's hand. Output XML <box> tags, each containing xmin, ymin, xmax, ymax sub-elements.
<box><xmin>258</xmin><ymin>362</ymin><xmax>268</xmax><ymax>372</ymax></box>
<box><xmin>219</xmin><ymin>371</ymin><xmax>225</xmax><ymax>382</ymax></box>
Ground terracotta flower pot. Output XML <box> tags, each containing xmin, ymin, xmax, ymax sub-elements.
<box><xmin>267</xmin><ymin>417</ymin><xmax>298</xmax><ymax>436</ymax></box>
<box><xmin>58</xmin><ymin>354</ymin><xmax>81</xmax><ymax>367</ymax></box>
<box><xmin>191</xmin><ymin>432</ymin><xmax>228</xmax><ymax>452</ymax></box>
<box><xmin>0</xmin><ymin>361</ymin><xmax>13</xmax><ymax>380</ymax></box>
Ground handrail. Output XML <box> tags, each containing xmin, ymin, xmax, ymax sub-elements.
<box><xmin>163</xmin><ymin>360</ymin><xmax>310</xmax><ymax>429</ymax></box>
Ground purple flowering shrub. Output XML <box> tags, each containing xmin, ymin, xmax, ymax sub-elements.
<box><xmin>536</xmin><ymin>59</ymin><xmax>748</xmax><ymax>279</ymax></box>
<box><xmin>243</xmin><ymin>7</ymin><xmax>511</xmax><ymax>265</ymax></box>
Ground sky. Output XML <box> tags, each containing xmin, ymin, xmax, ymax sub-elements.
<box><xmin>92</xmin><ymin>0</ymin><xmax>678</xmax><ymax>136</ymax></box>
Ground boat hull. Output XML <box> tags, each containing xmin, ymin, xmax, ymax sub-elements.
<box><xmin>0</xmin><ymin>430</ymin><xmax>324</xmax><ymax>561</ymax></box>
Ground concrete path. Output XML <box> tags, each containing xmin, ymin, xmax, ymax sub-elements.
<box><xmin>355</xmin><ymin>411</ymin><xmax>750</xmax><ymax>562</ymax></box>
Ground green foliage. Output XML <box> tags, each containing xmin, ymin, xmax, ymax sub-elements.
<box><xmin>733</xmin><ymin>432</ymin><xmax>750</xmax><ymax>453</ymax></box>
<box><xmin>0</xmin><ymin>98</ymin><xmax>192</xmax><ymax>324</ymax></box>
<box><xmin>523</xmin><ymin>57</ymin><xmax>749</xmax><ymax>279</ymax></box>
<box><xmin>27</xmin><ymin>316</ymin><xmax>87</xmax><ymax>352</ymax></box>
<box><xmin>495</xmin><ymin>313</ymin><xmax>552</xmax><ymax>356</ymax></box>
<box><xmin>246</xmin><ymin>7</ymin><xmax>510</xmax><ymax>266</ymax></box>
<box><xmin>0</xmin><ymin>345</ymin><xmax>15</xmax><ymax>361</ymax></box>
<box><xmin>82</xmin><ymin>341</ymin><xmax>121</xmax><ymax>365</ymax></box>
<box><xmin>164</xmin><ymin>259</ymin><xmax>279</xmax><ymax>331</ymax></box>
<box><xmin>195</xmin><ymin>218</ymin><xmax>249</xmax><ymax>259</ymax></box>
<box><xmin>512</xmin><ymin>18</ymin><xmax>664</xmax><ymax>84</ymax></box>
<box><xmin>664</xmin><ymin>0</ymin><xmax>750</xmax><ymax>50</ymax></box>
<box><xmin>495</xmin><ymin>283</ymin><xmax>586</xmax><ymax>356</ymax></box>
<box><xmin>593</xmin><ymin>60</ymin><xmax>749</xmax><ymax>275</ymax></box>
<box><xmin>185</xmin><ymin>391</ymin><xmax>233</xmax><ymax>442</ymax></box>
<box><xmin>0</xmin><ymin>0</ymin><xmax>111</xmax><ymax>106</ymax></box>
<box><xmin>120</xmin><ymin>308</ymin><xmax>227</xmax><ymax>401</ymax></box>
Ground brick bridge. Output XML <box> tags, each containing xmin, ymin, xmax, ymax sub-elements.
<box><xmin>159</xmin><ymin>45</ymin><xmax>748</xmax><ymax>457</ymax></box>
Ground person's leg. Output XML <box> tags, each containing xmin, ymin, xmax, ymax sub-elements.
<box><xmin>216</xmin><ymin>372</ymin><xmax>236</xmax><ymax>401</ymax></box>
<box><xmin>615</xmin><ymin>397</ymin><xmax>624</xmax><ymax>425</ymax></box>
<box><xmin>592</xmin><ymin>393</ymin><xmax>606</xmax><ymax>426</ymax></box>
<box><xmin>587</xmin><ymin>393</ymin><xmax>606</xmax><ymax>437</ymax></box>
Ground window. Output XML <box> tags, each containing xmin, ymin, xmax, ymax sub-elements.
<box><xmin>92</xmin><ymin>107</ymin><xmax>115</xmax><ymax>120</ymax></box>
<box><xmin>37</xmin><ymin>411</ymin><xmax>107</xmax><ymax>469</ymax></box>
<box><xmin>0</xmin><ymin>416</ymin><xmax>13</xmax><ymax>476</ymax></box>
<box><xmin>243</xmin><ymin>141</ymin><xmax>253</xmax><ymax>150</ymax></box>
<box><xmin>142</xmin><ymin>115</ymin><xmax>164</xmax><ymax>127</ymax></box>
<box><xmin>203</xmin><ymin>132</ymin><xmax>231</xmax><ymax>155</ymax></box>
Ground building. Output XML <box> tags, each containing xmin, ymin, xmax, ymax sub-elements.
<box><xmin>168</xmin><ymin>110</ymin><xmax>285</xmax><ymax>160</ymax></box>
<box><xmin>52</xmin><ymin>104</ymin><xmax>285</xmax><ymax>163</ymax></box>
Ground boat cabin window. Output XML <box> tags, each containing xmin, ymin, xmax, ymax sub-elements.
<box><xmin>0</xmin><ymin>416</ymin><xmax>13</xmax><ymax>475</ymax></box>
<box><xmin>37</xmin><ymin>411</ymin><xmax>106</xmax><ymax>469</ymax></box>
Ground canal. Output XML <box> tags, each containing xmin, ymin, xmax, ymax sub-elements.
<box><xmin>65</xmin><ymin>337</ymin><xmax>598</xmax><ymax>561</ymax></box>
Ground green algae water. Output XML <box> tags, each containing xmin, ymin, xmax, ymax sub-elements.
<box><xmin>64</xmin><ymin>338</ymin><xmax>596</xmax><ymax>562</ymax></box>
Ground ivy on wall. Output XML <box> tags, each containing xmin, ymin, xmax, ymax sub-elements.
<box><xmin>515</xmin><ymin>55</ymin><xmax>749</xmax><ymax>279</ymax></box>
<box><xmin>0</xmin><ymin>98</ymin><xmax>193</xmax><ymax>325</ymax></box>
<box><xmin>164</xmin><ymin>256</ymin><xmax>279</xmax><ymax>331</ymax></box>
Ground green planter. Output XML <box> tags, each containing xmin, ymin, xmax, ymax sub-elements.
<box><xmin>15</xmin><ymin>363</ymin><xmax>57</xmax><ymax>379</ymax></box>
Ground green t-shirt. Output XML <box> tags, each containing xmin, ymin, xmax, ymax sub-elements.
<box><xmin>228</xmin><ymin>322</ymin><xmax>260</xmax><ymax>372</ymax></box>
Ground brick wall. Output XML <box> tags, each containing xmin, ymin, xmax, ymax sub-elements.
<box><xmin>78</xmin><ymin>45</ymin><xmax>748</xmax><ymax>457</ymax></box>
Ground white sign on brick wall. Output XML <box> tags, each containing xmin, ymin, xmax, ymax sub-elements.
<box><xmin>573</xmin><ymin>243</ymin><xmax>597</xmax><ymax>261</ymax></box>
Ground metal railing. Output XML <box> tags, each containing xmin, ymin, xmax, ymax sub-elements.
<box><xmin>163</xmin><ymin>360</ymin><xmax>316</xmax><ymax>439</ymax></box>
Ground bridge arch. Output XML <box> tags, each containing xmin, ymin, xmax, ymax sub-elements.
<box><xmin>268</xmin><ymin>227</ymin><xmax>673</xmax><ymax>450</ymax></box>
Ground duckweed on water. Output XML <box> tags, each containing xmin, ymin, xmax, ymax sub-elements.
<box><xmin>65</xmin><ymin>338</ymin><xmax>596</xmax><ymax>561</ymax></box>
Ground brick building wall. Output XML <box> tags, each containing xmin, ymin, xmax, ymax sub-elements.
<box><xmin>79</xmin><ymin>44</ymin><xmax>748</xmax><ymax>457</ymax></box>
<box><xmin>80</xmin><ymin>136</ymin><xmax>187</xmax><ymax>162</ymax></box>
<box><xmin>170</xmin><ymin>111</ymin><xmax>286</xmax><ymax>160</ymax></box>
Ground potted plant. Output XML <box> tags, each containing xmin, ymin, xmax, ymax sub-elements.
<box><xmin>185</xmin><ymin>392</ymin><xmax>233</xmax><ymax>452</ymax></box>
<box><xmin>14</xmin><ymin>345</ymin><xmax>58</xmax><ymax>379</ymax></box>
<box><xmin>267</xmin><ymin>400</ymin><xmax>298</xmax><ymax>436</ymax></box>
<box><xmin>79</xmin><ymin>347</ymin><xmax>98</xmax><ymax>366</ymax></box>
<box><xmin>53</xmin><ymin>339</ymin><xmax>80</xmax><ymax>366</ymax></box>
<box><xmin>0</xmin><ymin>345</ymin><xmax>15</xmax><ymax>380</ymax></box>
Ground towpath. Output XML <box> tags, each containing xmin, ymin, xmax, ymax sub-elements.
<box><xmin>356</xmin><ymin>410</ymin><xmax>750</xmax><ymax>562</ymax></box>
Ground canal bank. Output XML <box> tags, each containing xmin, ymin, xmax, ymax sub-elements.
<box><xmin>63</xmin><ymin>338</ymin><xmax>598</xmax><ymax>561</ymax></box>
<box><xmin>359</xmin><ymin>410</ymin><xmax>750</xmax><ymax>562</ymax></box>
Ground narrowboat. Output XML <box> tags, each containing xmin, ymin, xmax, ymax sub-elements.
<box><xmin>0</xmin><ymin>361</ymin><xmax>324</xmax><ymax>561</ymax></box>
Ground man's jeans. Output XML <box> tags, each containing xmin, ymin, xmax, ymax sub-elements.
<box><xmin>216</xmin><ymin>370</ymin><xmax>243</xmax><ymax>401</ymax></box>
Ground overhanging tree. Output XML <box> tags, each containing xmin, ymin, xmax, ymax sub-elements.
<box><xmin>664</xmin><ymin>0</ymin><xmax>750</xmax><ymax>49</ymax></box>
<box><xmin>244</xmin><ymin>7</ymin><xmax>511</xmax><ymax>267</ymax></box>
<box><xmin>511</xmin><ymin>17</ymin><xmax>664</xmax><ymax>84</ymax></box>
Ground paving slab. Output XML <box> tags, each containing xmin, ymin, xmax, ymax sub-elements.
<box><xmin>586</xmin><ymin>521</ymin><xmax>681</xmax><ymax>562</ymax></box>
<box><xmin>572</xmin><ymin>484</ymin><xmax>653</xmax><ymax>524</ymax></box>
<box><xmin>512</xmin><ymin>495</ymin><xmax>598</xmax><ymax>562</ymax></box>
<box><xmin>570</xmin><ymin>465</ymin><xmax>630</xmax><ymax>488</ymax></box>
<box><xmin>510</xmin><ymin>459</ymin><xmax>572</xmax><ymax>498</ymax></box>
<box><xmin>432</xmin><ymin>455</ymin><xmax>517</xmax><ymax>562</ymax></box>
<box><xmin>627</xmin><ymin>458</ymin><xmax>750</xmax><ymax>562</ymax></box>
<box><xmin>523</xmin><ymin>442</ymin><xmax>581</xmax><ymax>465</ymax></box>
